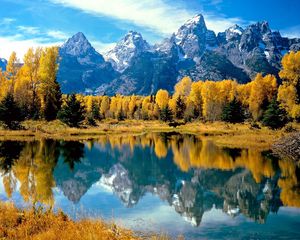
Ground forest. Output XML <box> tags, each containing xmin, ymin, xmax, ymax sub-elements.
<box><xmin>0</xmin><ymin>48</ymin><xmax>299</xmax><ymax>130</ymax></box>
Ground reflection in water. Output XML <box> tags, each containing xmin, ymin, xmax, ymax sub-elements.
<box><xmin>0</xmin><ymin>133</ymin><xmax>299</xmax><ymax>228</ymax></box>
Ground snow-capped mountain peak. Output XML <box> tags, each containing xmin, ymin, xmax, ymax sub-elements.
<box><xmin>104</xmin><ymin>31</ymin><xmax>150</xmax><ymax>72</ymax></box>
<box><xmin>174</xmin><ymin>14</ymin><xmax>208</xmax><ymax>59</ymax></box>
<box><xmin>227</xmin><ymin>24</ymin><xmax>244</xmax><ymax>35</ymax></box>
<box><xmin>61</xmin><ymin>32</ymin><xmax>95</xmax><ymax>56</ymax></box>
<box><xmin>184</xmin><ymin>14</ymin><xmax>206</xmax><ymax>29</ymax></box>
<box><xmin>225</xmin><ymin>24</ymin><xmax>244</xmax><ymax>41</ymax></box>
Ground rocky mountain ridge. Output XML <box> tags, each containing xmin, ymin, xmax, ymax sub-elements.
<box><xmin>2</xmin><ymin>14</ymin><xmax>299</xmax><ymax>95</ymax></box>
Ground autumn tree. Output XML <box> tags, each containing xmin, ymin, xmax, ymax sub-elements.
<box><xmin>5</xmin><ymin>52</ymin><xmax>19</xmax><ymax>93</ymax></box>
<box><xmin>248</xmin><ymin>74</ymin><xmax>277</xmax><ymax>120</ymax></box>
<box><xmin>188</xmin><ymin>81</ymin><xmax>203</xmax><ymax>119</ymax></box>
<box><xmin>100</xmin><ymin>96</ymin><xmax>110</xmax><ymax>118</ymax></box>
<box><xmin>38</xmin><ymin>47</ymin><xmax>61</xmax><ymax>120</ymax></box>
<box><xmin>278</xmin><ymin>51</ymin><xmax>300</xmax><ymax>120</ymax></box>
<box><xmin>14</xmin><ymin>48</ymin><xmax>42</xmax><ymax>119</ymax></box>
<box><xmin>174</xmin><ymin>77</ymin><xmax>192</xmax><ymax>98</ymax></box>
<box><xmin>128</xmin><ymin>95</ymin><xmax>137</xmax><ymax>119</ymax></box>
<box><xmin>155</xmin><ymin>90</ymin><xmax>169</xmax><ymax>109</ymax></box>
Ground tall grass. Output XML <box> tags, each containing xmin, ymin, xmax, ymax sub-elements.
<box><xmin>0</xmin><ymin>202</ymin><xmax>171</xmax><ymax>240</ymax></box>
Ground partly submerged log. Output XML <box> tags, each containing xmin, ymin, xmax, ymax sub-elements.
<box><xmin>272</xmin><ymin>132</ymin><xmax>300</xmax><ymax>162</ymax></box>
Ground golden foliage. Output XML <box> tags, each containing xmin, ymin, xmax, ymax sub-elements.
<box><xmin>155</xmin><ymin>90</ymin><xmax>169</xmax><ymax>109</ymax></box>
<box><xmin>278</xmin><ymin>51</ymin><xmax>300</xmax><ymax>119</ymax></box>
<box><xmin>0</xmin><ymin>202</ymin><xmax>139</xmax><ymax>240</ymax></box>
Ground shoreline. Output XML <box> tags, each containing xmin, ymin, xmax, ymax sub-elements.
<box><xmin>0</xmin><ymin>202</ymin><xmax>168</xmax><ymax>240</ymax></box>
<box><xmin>0</xmin><ymin>120</ymin><xmax>298</xmax><ymax>150</ymax></box>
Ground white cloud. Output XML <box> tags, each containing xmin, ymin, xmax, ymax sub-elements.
<box><xmin>17</xmin><ymin>25</ymin><xmax>40</xmax><ymax>35</ymax></box>
<box><xmin>91</xmin><ymin>41</ymin><xmax>116</xmax><ymax>54</ymax></box>
<box><xmin>0</xmin><ymin>18</ymin><xmax>16</xmax><ymax>26</ymax></box>
<box><xmin>281</xmin><ymin>25</ymin><xmax>300</xmax><ymax>38</ymax></box>
<box><xmin>0</xmin><ymin>35</ymin><xmax>62</xmax><ymax>60</ymax></box>
<box><xmin>49</xmin><ymin>0</ymin><xmax>248</xmax><ymax>36</ymax></box>
<box><xmin>204</xmin><ymin>14</ymin><xmax>246</xmax><ymax>33</ymax></box>
<box><xmin>0</xmin><ymin>33</ymin><xmax>117</xmax><ymax>60</ymax></box>
<box><xmin>50</xmin><ymin>0</ymin><xmax>196</xmax><ymax>35</ymax></box>
<box><xmin>47</xmin><ymin>30</ymin><xmax>69</xmax><ymax>40</ymax></box>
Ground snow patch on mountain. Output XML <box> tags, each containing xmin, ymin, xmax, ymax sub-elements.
<box><xmin>104</xmin><ymin>31</ymin><xmax>150</xmax><ymax>72</ymax></box>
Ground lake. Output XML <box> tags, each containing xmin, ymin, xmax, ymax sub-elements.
<box><xmin>0</xmin><ymin>133</ymin><xmax>299</xmax><ymax>239</ymax></box>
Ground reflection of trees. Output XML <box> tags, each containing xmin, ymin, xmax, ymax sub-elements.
<box><xmin>0</xmin><ymin>133</ymin><xmax>299</xmax><ymax>226</ymax></box>
<box><xmin>59</xmin><ymin>141</ymin><xmax>84</xmax><ymax>171</ymax></box>
<box><xmin>0</xmin><ymin>141</ymin><xmax>24</xmax><ymax>173</ymax></box>
<box><xmin>0</xmin><ymin>141</ymin><xmax>25</xmax><ymax>198</ymax></box>
<box><xmin>93</xmin><ymin>133</ymin><xmax>299</xmax><ymax>223</ymax></box>
<box><xmin>278</xmin><ymin>157</ymin><xmax>300</xmax><ymax>207</ymax></box>
<box><xmin>169</xmin><ymin>135</ymin><xmax>276</xmax><ymax>183</ymax></box>
<box><xmin>0</xmin><ymin>140</ymin><xmax>59</xmax><ymax>205</ymax></box>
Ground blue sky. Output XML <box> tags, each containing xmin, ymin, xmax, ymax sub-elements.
<box><xmin>0</xmin><ymin>0</ymin><xmax>299</xmax><ymax>59</ymax></box>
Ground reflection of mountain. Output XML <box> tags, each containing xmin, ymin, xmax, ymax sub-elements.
<box><xmin>0</xmin><ymin>133</ymin><xmax>299</xmax><ymax>226</ymax></box>
<box><xmin>52</xmin><ymin>134</ymin><xmax>284</xmax><ymax>225</ymax></box>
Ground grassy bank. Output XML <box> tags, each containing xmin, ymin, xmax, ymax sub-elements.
<box><xmin>0</xmin><ymin>202</ymin><xmax>170</xmax><ymax>240</ymax></box>
<box><xmin>0</xmin><ymin>120</ymin><xmax>299</xmax><ymax>149</ymax></box>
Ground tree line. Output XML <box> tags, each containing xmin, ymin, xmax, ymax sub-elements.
<box><xmin>0</xmin><ymin>48</ymin><xmax>299</xmax><ymax>129</ymax></box>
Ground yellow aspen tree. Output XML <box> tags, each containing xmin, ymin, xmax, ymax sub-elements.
<box><xmin>188</xmin><ymin>81</ymin><xmax>203</xmax><ymax>118</ymax></box>
<box><xmin>201</xmin><ymin>81</ymin><xmax>223</xmax><ymax>121</ymax></box>
<box><xmin>249</xmin><ymin>74</ymin><xmax>277</xmax><ymax>120</ymax></box>
<box><xmin>155</xmin><ymin>89</ymin><xmax>169</xmax><ymax>109</ymax></box>
<box><xmin>14</xmin><ymin>48</ymin><xmax>42</xmax><ymax>118</ymax></box>
<box><xmin>0</xmin><ymin>70</ymin><xmax>10</xmax><ymax>100</ymax></box>
<box><xmin>128</xmin><ymin>95</ymin><xmax>137</xmax><ymax>119</ymax></box>
<box><xmin>38</xmin><ymin>47</ymin><xmax>61</xmax><ymax>120</ymax></box>
<box><xmin>5</xmin><ymin>51</ymin><xmax>19</xmax><ymax>93</ymax></box>
<box><xmin>278</xmin><ymin>51</ymin><xmax>300</xmax><ymax>119</ymax></box>
<box><xmin>174</xmin><ymin>76</ymin><xmax>192</xmax><ymax>98</ymax></box>
<box><xmin>100</xmin><ymin>96</ymin><xmax>110</xmax><ymax>118</ymax></box>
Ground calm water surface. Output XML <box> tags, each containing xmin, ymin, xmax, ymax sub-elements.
<box><xmin>0</xmin><ymin>133</ymin><xmax>299</xmax><ymax>239</ymax></box>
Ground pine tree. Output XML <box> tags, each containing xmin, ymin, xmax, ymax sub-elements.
<box><xmin>117</xmin><ymin>107</ymin><xmax>126</xmax><ymax>121</ymax></box>
<box><xmin>42</xmin><ymin>78</ymin><xmax>62</xmax><ymax>121</ymax></box>
<box><xmin>221</xmin><ymin>98</ymin><xmax>245</xmax><ymax>123</ymax></box>
<box><xmin>91</xmin><ymin>100</ymin><xmax>100</xmax><ymax>120</ymax></box>
<box><xmin>58</xmin><ymin>94</ymin><xmax>86</xmax><ymax>128</ymax></box>
<box><xmin>261</xmin><ymin>98</ymin><xmax>288</xmax><ymax>129</ymax></box>
<box><xmin>159</xmin><ymin>105</ymin><xmax>173</xmax><ymax>122</ymax></box>
<box><xmin>0</xmin><ymin>93</ymin><xmax>23</xmax><ymax>129</ymax></box>
<box><xmin>175</xmin><ymin>96</ymin><xmax>186</xmax><ymax>119</ymax></box>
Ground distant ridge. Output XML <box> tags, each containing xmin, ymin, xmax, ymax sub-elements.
<box><xmin>46</xmin><ymin>15</ymin><xmax>300</xmax><ymax>95</ymax></box>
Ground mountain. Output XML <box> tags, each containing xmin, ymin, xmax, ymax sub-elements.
<box><xmin>57</xmin><ymin>32</ymin><xmax>118</xmax><ymax>94</ymax></box>
<box><xmin>57</xmin><ymin>15</ymin><xmax>300</xmax><ymax>95</ymax></box>
<box><xmin>104</xmin><ymin>31</ymin><xmax>151</xmax><ymax>72</ymax></box>
<box><xmin>0</xmin><ymin>58</ymin><xmax>7</xmax><ymax>71</ymax></box>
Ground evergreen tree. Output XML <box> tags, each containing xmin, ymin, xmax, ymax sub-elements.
<box><xmin>175</xmin><ymin>96</ymin><xmax>186</xmax><ymax>119</ymax></box>
<box><xmin>0</xmin><ymin>93</ymin><xmax>23</xmax><ymax>129</ymax></box>
<box><xmin>91</xmin><ymin>100</ymin><xmax>100</xmax><ymax>120</ymax></box>
<box><xmin>117</xmin><ymin>107</ymin><xmax>126</xmax><ymax>121</ymax></box>
<box><xmin>87</xmin><ymin>100</ymin><xmax>100</xmax><ymax>125</ymax></box>
<box><xmin>42</xmin><ymin>78</ymin><xmax>62</xmax><ymax>121</ymax></box>
<box><xmin>261</xmin><ymin>98</ymin><xmax>288</xmax><ymax>129</ymax></box>
<box><xmin>159</xmin><ymin>105</ymin><xmax>173</xmax><ymax>122</ymax></box>
<box><xmin>221</xmin><ymin>98</ymin><xmax>245</xmax><ymax>123</ymax></box>
<box><xmin>58</xmin><ymin>94</ymin><xmax>86</xmax><ymax>128</ymax></box>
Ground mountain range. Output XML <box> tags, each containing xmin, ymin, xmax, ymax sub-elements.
<box><xmin>1</xmin><ymin>14</ymin><xmax>300</xmax><ymax>95</ymax></box>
